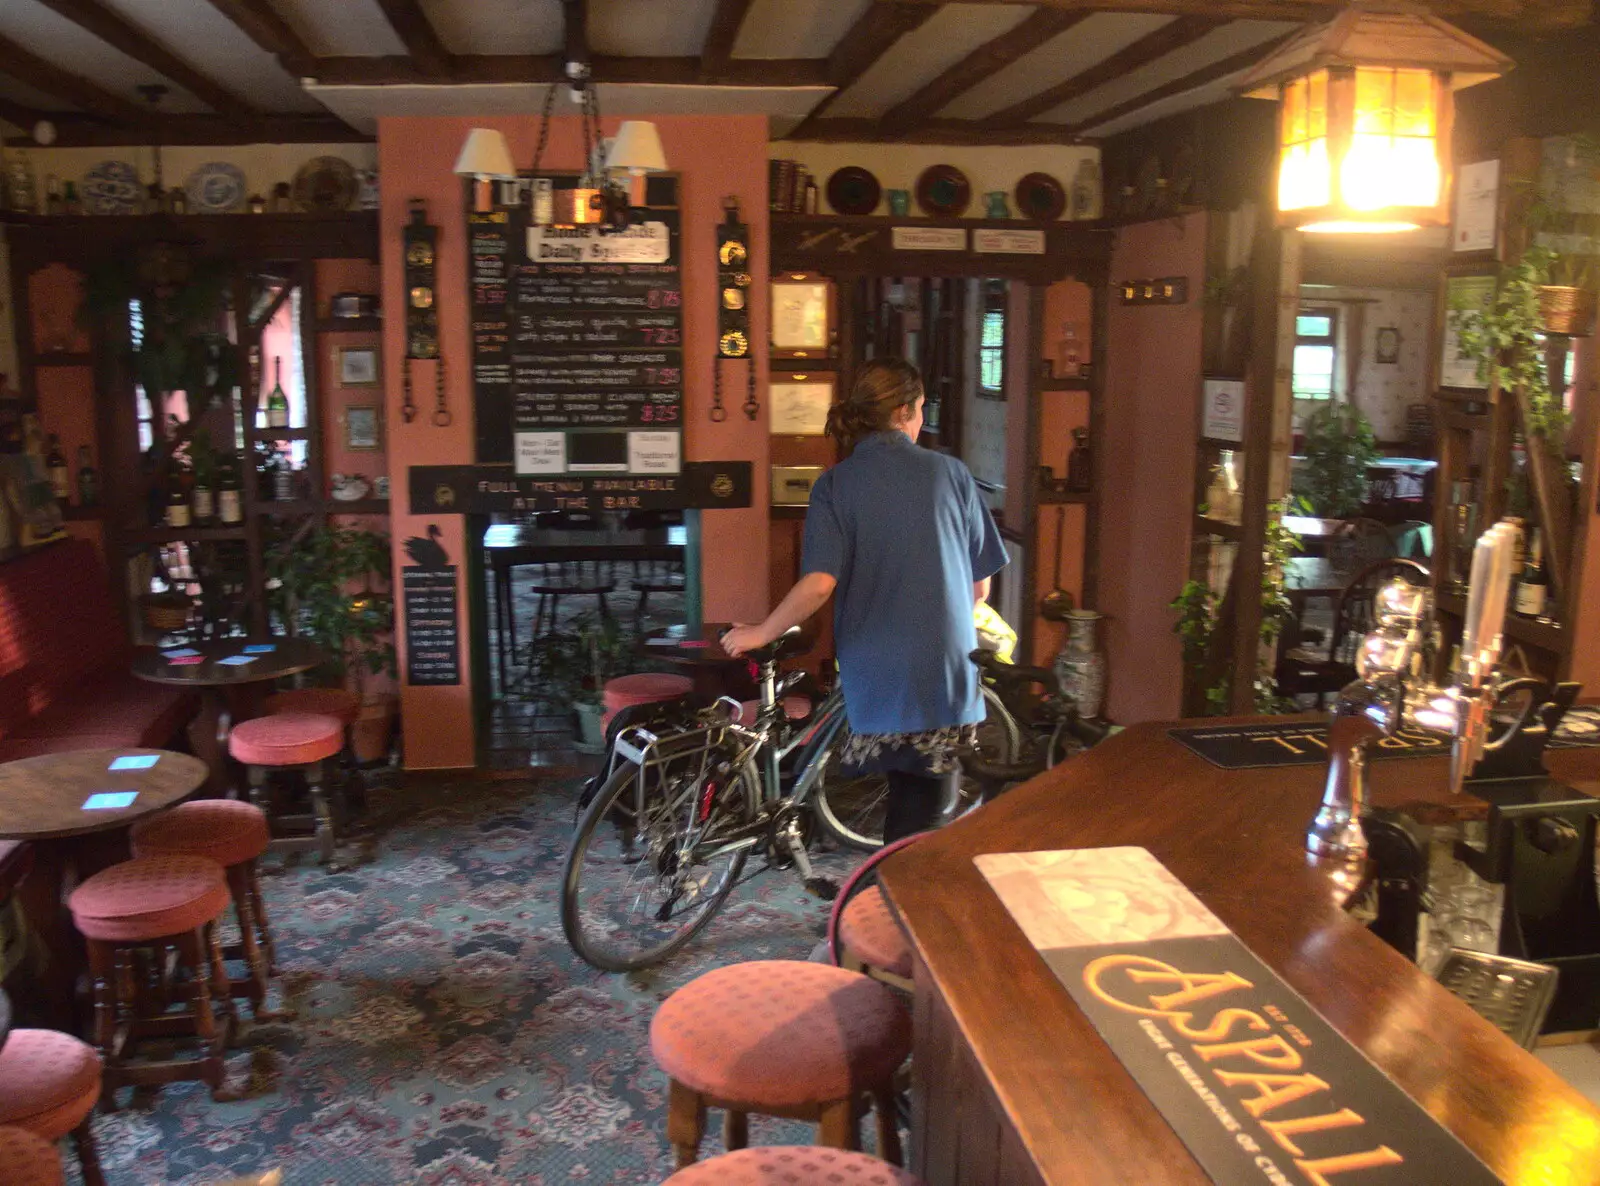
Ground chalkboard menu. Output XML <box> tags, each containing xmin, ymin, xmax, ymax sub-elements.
<box><xmin>403</xmin><ymin>566</ymin><xmax>461</xmax><ymax>686</ymax></box>
<box><xmin>468</xmin><ymin>179</ymin><xmax>684</xmax><ymax>501</ymax></box>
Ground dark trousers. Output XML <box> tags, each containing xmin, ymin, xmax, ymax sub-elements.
<box><xmin>883</xmin><ymin>770</ymin><xmax>946</xmax><ymax>844</ymax></box>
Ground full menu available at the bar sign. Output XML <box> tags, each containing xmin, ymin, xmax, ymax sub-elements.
<box><xmin>402</xmin><ymin>566</ymin><xmax>460</xmax><ymax>686</ymax></box>
<box><xmin>468</xmin><ymin>185</ymin><xmax>684</xmax><ymax>494</ymax></box>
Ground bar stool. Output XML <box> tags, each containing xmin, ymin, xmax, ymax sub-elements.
<box><xmin>600</xmin><ymin>672</ymin><xmax>692</xmax><ymax>734</ymax></box>
<box><xmin>265</xmin><ymin>687</ymin><xmax>367</xmax><ymax>810</ymax></box>
<box><xmin>229</xmin><ymin>712</ymin><xmax>345</xmax><ymax>866</ymax></box>
<box><xmin>663</xmin><ymin>1146</ymin><xmax>924</xmax><ymax>1184</ymax></box>
<box><xmin>0</xmin><ymin>1125</ymin><xmax>66</xmax><ymax>1186</ymax></box>
<box><xmin>131</xmin><ymin>800</ymin><xmax>279</xmax><ymax>1018</ymax></box>
<box><xmin>68</xmin><ymin>855</ymin><xmax>235</xmax><ymax>1104</ymax></box>
<box><xmin>837</xmin><ymin>887</ymin><xmax>914</xmax><ymax>990</ymax></box>
<box><xmin>0</xmin><ymin>1032</ymin><xmax>103</xmax><ymax>1186</ymax></box>
<box><xmin>650</xmin><ymin>960</ymin><xmax>911</xmax><ymax>1169</ymax></box>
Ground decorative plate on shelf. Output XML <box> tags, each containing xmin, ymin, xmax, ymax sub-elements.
<box><xmin>185</xmin><ymin>161</ymin><xmax>247</xmax><ymax>213</ymax></box>
<box><xmin>915</xmin><ymin>164</ymin><xmax>971</xmax><ymax>217</ymax></box>
<box><xmin>81</xmin><ymin>160</ymin><xmax>140</xmax><ymax>214</ymax></box>
<box><xmin>291</xmin><ymin>156</ymin><xmax>359</xmax><ymax>213</ymax></box>
<box><xmin>824</xmin><ymin>166</ymin><xmax>881</xmax><ymax>216</ymax></box>
<box><xmin>1014</xmin><ymin>171</ymin><xmax>1066</xmax><ymax>222</ymax></box>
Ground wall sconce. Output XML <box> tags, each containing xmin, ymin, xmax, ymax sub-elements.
<box><xmin>453</xmin><ymin>128</ymin><xmax>516</xmax><ymax>214</ymax></box>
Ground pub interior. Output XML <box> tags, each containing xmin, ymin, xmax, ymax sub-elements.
<box><xmin>2</xmin><ymin>2</ymin><xmax>1600</xmax><ymax>1184</ymax></box>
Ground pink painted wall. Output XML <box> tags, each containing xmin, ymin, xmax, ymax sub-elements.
<box><xmin>378</xmin><ymin>115</ymin><xmax>770</xmax><ymax>769</ymax></box>
<box><xmin>1032</xmin><ymin>279</ymin><xmax>1092</xmax><ymax>666</ymax></box>
<box><xmin>1098</xmin><ymin>214</ymin><xmax>1207</xmax><ymax>724</ymax></box>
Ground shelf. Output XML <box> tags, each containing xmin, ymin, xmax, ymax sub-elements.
<box><xmin>34</xmin><ymin>351</ymin><xmax>92</xmax><ymax>366</ymax></box>
<box><xmin>1435</xmin><ymin>591</ymin><xmax>1565</xmax><ymax>653</ymax></box>
<box><xmin>254</xmin><ymin>497</ymin><xmax>391</xmax><ymax>517</ymax></box>
<box><xmin>123</xmin><ymin>526</ymin><xmax>248</xmax><ymax>544</ymax></box>
<box><xmin>248</xmin><ymin>427</ymin><xmax>312</xmax><ymax>441</ymax></box>
<box><xmin>1195</xmin><ymin>515</ymin><xmax>1243</xmax><ymax>540</ymax></box>
<box><xmin>316</xmin><ymin>316</ymin><xmax>382</xmax><ymax>333</ymax></box>
<box><xmin>254</xmin><ymin>499</ymin><xmax>320</xmax><ymax>516</ymax></box>
<box><xmin>1038</xmin><ymin>487</ymin><xmax>1092</xmax><ymax>505</ymax></box>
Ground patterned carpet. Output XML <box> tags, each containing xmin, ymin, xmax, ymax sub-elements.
<box><xmin>86</xmin><ymin>775</ymin><xmax>857</xmax><ymax>1185</ymax></box>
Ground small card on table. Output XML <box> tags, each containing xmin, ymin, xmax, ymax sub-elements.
<box><xmin>82</xmin><ymin>791</ymin><xmax>138</xmax><ymax>811</ymax></box>
<box><xmin>108</xmin><ymin>755</ymin><xmax>159</xmax><ymax>771</ymax></box>
<box><xmin>242</xmin><ymin>644</ymin><xmax>276</xmax><ymax>654</ymax></box>
<box><xmin>163</xmin><ymin>648</ymin><xmax>200</xmax><ymax>659</ymax></box>
<box><xmin>217</xmin><ymin>655</ymin><xmax>257</xmax><ymax>667</ymax></box>
<box><xmin>168</xmin><ymin>655</ymin><xmax>204</xmax><ymax>666</ymax></box>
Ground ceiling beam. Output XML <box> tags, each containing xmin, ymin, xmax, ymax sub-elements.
<box><xmin>33</xmin><ymin>0</ymin><xmax>257</xmax><ymax>120</ymax></box>
<box><xmin>0</xmin><ymin>32</ymin><xmax>146</xmax><ymax>123</ymax></box>
<box><xmin>891</xmin><ymin>0</ymin><xmax>1590</xmax><ymax>31</ymax></box>
<box><xmin>784</xmin><ymin>117</ymin><xmax>1086</xmax><ymax>145</ymax></box>
<box><xmin>700</xmin><ymin>0</ymin><xmax>755</xmax><ymax>79</ymax></box>
<box><xmin>879</xmin><ymin>9</ymin><xmax>1092</xmax><ymax>137</ymax></box>
<box><xmin>1063</xmin><ymin>29</ymin><xmax>1297</xmax><ymax>135</ymax></box>
<box><xmin>370</xmin><ymin>0</ymin><xmax>452</xmax><ymax>76</ymax></box>
<box><xmin>788</xmin><ymin>2</ymin><xmax>940</xmax><ymax>139</ymax></box>
<box><xmin>0</xmin><ymin>96</ymin><xmax>48</xmax><ymax>134</ymax></box>
<box><xmin>199</xmin><ymin>0</ymin><xmax>315</xmax><ymax>75</ymax></box>
<box><xmin>307</xmin><ymin>54</ymin><xmax>829</xmax><ymax>89</ymax></box>
<box><xmin>2</xmin><ymin>113</ymin><xmax>370</xmax><ymax>147</ymax></box>
<box><xmin>984</xmin><ymin>15</ymin><xmax>1221</xmax><ymax>126</ymax></box>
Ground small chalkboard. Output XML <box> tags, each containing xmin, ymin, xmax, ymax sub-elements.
<box><xmin>402</xmin><ymin>565</ymin><xmax>461</xmax><ymax>686</ymax></box>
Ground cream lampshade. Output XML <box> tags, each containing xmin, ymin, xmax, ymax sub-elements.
<box><xmin>605</xmin><ymin>121</ymin><xmax>667</xmax><ymax>175</ymax></box>
<box><xmin>454</xmin><ymin>128</ymin><xmax>517</xmax><ymax>212</ymax></box>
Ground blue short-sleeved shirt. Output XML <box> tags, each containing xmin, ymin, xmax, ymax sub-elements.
<box><xmin>802</xmin><ymin>432</ymin><xmax>1008</xmax><ymax>735</ymax></box>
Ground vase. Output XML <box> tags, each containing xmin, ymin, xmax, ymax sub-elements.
<box><xmin>573</xmin><ymin>701</ymin><xmax>607</xmax><ymax>754</ymax></box>
<box><xmin>1054</xmin><ymin>610</ymin><xmax>1106</xmax><ymax>719</ymax></box>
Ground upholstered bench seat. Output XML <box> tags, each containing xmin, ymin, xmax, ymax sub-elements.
<box><xmin>664</xmin><ymin>1146</ymin><xmax>924</xmax><ymax>1184</ymax></box>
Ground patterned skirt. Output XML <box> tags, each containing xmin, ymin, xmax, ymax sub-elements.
<box><xmin>837</xmin><ymin>723</ymin><xmax>979</xmax><ymax>777</ymax></box>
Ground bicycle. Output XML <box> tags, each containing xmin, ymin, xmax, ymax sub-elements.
<box><xmin>560</xmin><ymin>629</ymin><xmax>1019</xmax><ymax>972</ymax></box>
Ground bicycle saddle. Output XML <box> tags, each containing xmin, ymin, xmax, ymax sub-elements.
<box><xmin>721</xmin><ymin>625</ymin><xmax>812</xmax><ymax>663</ymax></box>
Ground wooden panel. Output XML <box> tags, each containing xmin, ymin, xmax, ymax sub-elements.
<box><xmin>771</xmin><ymin>215</ymin><xmax>1110</xmax><ymax>284</ymax></box>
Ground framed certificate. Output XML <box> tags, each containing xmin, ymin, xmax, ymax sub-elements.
<box><xmin>771</xmin><ymin>274</ymin><xmax>832</xmax><ymax>359</ymax></box>
<box><xmin>769</xmin><ymin>374</ymin><xmax>836</xmax><ymax>436</ymax></box>
<box><xmin>1438</xmin><ymin>272</ymin><xmax>1496</xmax><ymax>392</ymax></box>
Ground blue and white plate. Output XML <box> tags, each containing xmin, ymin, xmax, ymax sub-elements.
<box><xmin>185</xmin><ymin>162</ymin><xmax>247</xmax><ymax>213</ymax></box>
<box><xmin>81</xmin><ymin>160</ymin><xmax>140</xmax><ymax>214</ymax></box>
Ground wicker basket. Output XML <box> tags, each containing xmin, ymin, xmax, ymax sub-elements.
<box><xmin>139</xmin><ymin>594</ymin><xmax>192</xmax><ymax>632</ymax></box>
<box><xmin>1538</xmin><ymin>285</ymin><xmax>1597</xmax><ymax>337</ymax></box>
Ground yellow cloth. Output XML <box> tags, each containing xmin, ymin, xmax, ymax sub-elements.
<box><xmin>973</xmin><ymin>602</ymin><xmax>1017</xmax><ymax>665</ymax></box>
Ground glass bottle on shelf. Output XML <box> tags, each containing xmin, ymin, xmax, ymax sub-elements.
<box><xmin>62</xmin><ymin>182</ymin><xmax>81</xmax><ymax>215</ymax></box>
<box><xmin>1057</xmin><ymin>322</ymin><xmax>1082</xmax><ymax>377</ymax></box>
<box><xmin>190</xmin><ymin>456</ymin><xmax>214</xmax><ymax>525</ymax></box>
<box><xmin>265</xmin><ymin>357</ymin><xmax>289</xmax><ymax>429</ymax></box>
<box><xmin>45</xmin><ymin>433</ymin><xmax>69</xmax><ymax>499</ymax></box>
<box><xmin>165</xmin><ymin>457</ymin><xmax>191</xmax><ymax>529</ymax></box>
<box><xmin>6</xmin><ymin>150</ymin><xmax>38</xmax><ymax>213</ymax></box>
<box><xmin>1515</xmin><ymin>528</ymin><xmax>1548</xmax><ymax>619</ymax></box>
<box><xmin>166</xmin><ymin>186</ymin><xmax>187</xmax><ymax>215</ymax></box>
<box><xmin>273</xmin><ymin>459</ymin><xmax>294</xmax><ymax>502</ymax></box>
<box><xmin>1205</xmin><ymin>450</ymin><xmax>1242</xmax><ymax>524</ymax></box>
<box><xmin>44</xmin><ymin>174</ymin><xmax>63</xmax><ymax>215</ymax></box>
<box><xmin>75</xmin><ymin>446</ymin><xmax>99</xmax><ymax>506</ymax></box>
<box><xmin>217</xmin><ymin>454</ymin><xmax>243</xmax><ymax>524</ymax></box>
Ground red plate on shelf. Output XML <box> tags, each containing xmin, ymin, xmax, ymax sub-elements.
<box><xmin>915</xmin><ymin>164</ymin><xmax>971</xmax><ymax>217</ymax></box>
<box><xmin>825</xmin><ymin>167</ymin><xmax>881</xmax><ymax>216</ymax></box>
<box><xmin>1014</xmin><ymin>172</ymin><xmax>1066</xmax><ymax>222</ymax></box>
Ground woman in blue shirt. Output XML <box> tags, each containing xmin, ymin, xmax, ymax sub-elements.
<box><xmin>723</xmin><ymin>358</ymin><xmax>1008</xmax><ymax>842</ymax></box>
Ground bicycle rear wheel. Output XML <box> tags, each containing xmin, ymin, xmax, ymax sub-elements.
<box><xmin>561</xmin><ymin>754</ymin><xmax>756</xmax><ymax>972</ymax></box>
<box><xmin>812</xmin><ymin>686</ymin><xmax>1019</xmax><ymax>851</ymax></box>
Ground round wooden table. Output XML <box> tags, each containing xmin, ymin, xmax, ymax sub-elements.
<box><xmin>0</xmin><ymin>747</ymin><xmax>207</xmax><ymax>1029</ymax></box>
<box><xmin>131</xmin><ymin>638</ymin><xmax>323</xmax><ymax>796</ymax></box>
<box><xmin>640</xmin><ymin>622</ymin><xmax>774</xmax><ymax>702</ymax></box>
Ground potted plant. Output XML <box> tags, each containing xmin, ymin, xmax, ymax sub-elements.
<box><xmin>266</xmin><ymin>523</ymin><xmax>398</xmax><ymax>762</ymax></box>
<box><xmin>1519</xmin><ymin>137</ymin><xmax>1600</xmax><ymax>338</ymax></box>
<box><xmin>1291</xmin><ymin>403</ymin><xmax>1379</xmax><ymax>519</ymax></box>
<box><xmin>526</xmin><ymin>614</ymin><xmax>648</xmax><ymax>753</ymax></box>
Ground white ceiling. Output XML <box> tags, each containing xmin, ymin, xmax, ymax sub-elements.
<box><xmin>731</xmin><ymin>0</ymin><xmax>875</xmax><ymax>60</ymax></box>
<box><xmin>420</xmin><ymin>0</ymin><xmax>565</xmax><ymax>56</ymax></box>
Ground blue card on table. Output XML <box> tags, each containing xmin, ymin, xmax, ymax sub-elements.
<box><xmin>163</xmin><ymin>648</ymin><xmax>200</xmax><ymax>659</ymax></box>
<box><xmin>83</xmin><ymin>791</ymin><xmax>138</xmax><ymax>811</ymax></box>
<box><xmin>217</xmin><ymin>655</ymin><xmax>257</xmax><ymax>666</ymax></box>
<box><xmin>108</xmin><ymin>755</ymin><xmax>159</xmax><ymax>771</ymax></box>
<box><xmin>242</xmin><ymin>644</ymin><xmax>276</xmax><ymax>654</ymax></box>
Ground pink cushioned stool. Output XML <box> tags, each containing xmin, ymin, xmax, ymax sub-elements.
<box><xmin>132</xmin><ymin>800</ymin><xmax>280</xmax><ymax>1017</ymax></box>
<box><xmin>838</xmin><ymin>887</ymin><xmax>914</xmax><ymax>983</ymax></box>
<box><xmin>663</xmin><ymin>1146</ymin><xmax>924</xmax><ymax>1185</ymax></box>
<box><xmin>229</xmin><ymin>712</ymin><xmax>344</xmax><ymax>866</ymax></box>
<box><xmin>0</xmin><ymin>1125</ymin><xmax>66</xmax><ymax>1186</ymax></box>
<box><xmin>650</xmin><ymin>960</ymin><xmax>911</xmax><ymax>1169</ymax></box>
<box><xmin>68</xmin><ymin>856</ymin><xmax>235</xmax><ymax>1105</ymax></box>
<box><xmin>0</xmin><ymin>1032</ymin><xmax>102</xmax><ymax>1186</ymax></box>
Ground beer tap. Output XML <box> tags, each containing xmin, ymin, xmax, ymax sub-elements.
<box><xmin>1307</xmin><ymin>520</ymin><xmax>1522</xmax><ymax>860</ymax></box>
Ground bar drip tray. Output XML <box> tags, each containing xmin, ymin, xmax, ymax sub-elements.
<box><xmin>1435</xmin><ymin>948</ymin><xmax>1559</xmax><ymax>1050</ymax></box>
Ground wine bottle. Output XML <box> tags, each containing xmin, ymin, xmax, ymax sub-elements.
<box><xmin>191</xmin><ymin>469</ymin><xmax>213</xmax><ymax>525</ymax></box>
<box><xmin>45</xmin><ymin>433</ymin><xmax>70</xmax><ymax>499</ymax></box>
<box><xmin>75</xmin><ymin>445</ymin><xmax>99</xmax><ymax>506</ymax></box>
<box><xmin>266</xmin><ymin>357</ymin><xmax>289</xmax><ymax>429</ymax></box>
<box><xmin>165</xmin><ymin>455</ymin><xmax>190</xmax><ymax>528</ymax></box>
<box><xmin>1515</xmin><ymin>528</ymin><xmax>1548</xmax><ymax>619</ymax></box>
<box><xmin>217</xmin><ymin>454</ymin><xmax>243</xmax><ymax>524</ymax></box>
<box><xmin>62</xmin><ymin>182</ymin><xmax>81</xmax><ymax>216</ymax></box>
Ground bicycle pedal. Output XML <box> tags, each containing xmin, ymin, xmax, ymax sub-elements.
<box><xmin>804</xmin><ymin>876</ymin><xmax>839</xmax><ymax>901</ymax></box>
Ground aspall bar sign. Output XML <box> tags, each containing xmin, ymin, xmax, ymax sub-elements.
<box><xmin>977</xmin><ymin>848</ymin><xmax>1503</xmax><ymax>1186</ymax></box>
<box><xmin>527</xmin><ymin>221</ymin><xmax>671</xmax><ymax>264</ymax></box>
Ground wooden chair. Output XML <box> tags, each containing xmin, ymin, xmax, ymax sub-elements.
<box><xmin>1275</xmin><ymin>558</ymin><xmax>1429</xmax><ymax>705</ymax></box>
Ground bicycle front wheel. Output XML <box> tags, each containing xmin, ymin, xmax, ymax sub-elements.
<box><xmin>561</xmin><ymin>756</ymin><xmax>756</xmax><ymax>972</ymax></box>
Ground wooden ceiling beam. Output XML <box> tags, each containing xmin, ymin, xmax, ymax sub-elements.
<box><xmin>700</xmin><ymin>0</ymin><xmax>755</xmax><ymax>79</ymax></box>
<box><xmin>0</xmin><ymin>97</ymin><xmax>48</xmax><ymax>134</ymax></box>
<box><xmin>984</xmin><ymin>15</ymin><xmax>1221</xmax><ymax>126</ymax></box>
<box><xmin>199</xmin><ymin>0</ymin><xmax>315</xmax><ymax>75</ymax></box>
<box><xmin>786</xmin><ymin>117</ymin><xmax>1086</xmax><ymax>145</ymax></box>
<box><xmin>1062</xmin><ymin>29</ymin><xmax>1297</xmax><ymax>135</ymax></box>
<box><xmin>1</xmin><ymin>113</ymin><xmax>370</xmax><ymax>147</ymax></box>
<box><xmin>890</xmin><ymin>0</ymin><xmax>1590</xmax><ymax>31</ymax></box>
<box><xmin>33</xmin><ymin>0</ymin><xmax>257</xmax><ymax>120</ymax></box>
<box><xmin>308</xmin><ymin>54</ymin><xmax>829</xmax><ymax>88</ymax></box>
<box><xmin>788</xmin><ymin>1</ymin><xmax>940</xmax><ymax>139</ymax></box>
<box><xmin>0</xmin><ymin>32</ymin><xmax>146</xmax><ymax>123</ymax></box>
<box><xmin>371</xmin><ymin>0</ymin><xmax>452</xmax><ymax>76</ymax></box>
<box><xmin>879</xmin><ymin>9</ymin><xmax>1092</xmax><ymax>137</ymax></box>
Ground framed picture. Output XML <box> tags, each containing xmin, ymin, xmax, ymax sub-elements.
<box><xmin>771</xmin><ymin>274</ymin><xmax>832</xmax><ymax>359</ymax></box>
<box><xmin>338</xmin><ymin>346</ymin><xmax>380</xmax><ymax>386</ymax></box>
<box><xmin>769</xmin><ymin>374</ymin><xmax>836</xmax><ymax>436</ymax></box>
<box><xmin>1375</xmin><ymin>326</ymin><xmax>1402</xmax><ymax>365</ymax></box>
<box><xmin>344</xmin><ymin>404</ymin><xmax>382</xmax><ymax>451</ymax></box>
<box><xmin>1438</xmin><ymin>272</ymin><xmax>1496</xmax><ymax>391</ymax></box>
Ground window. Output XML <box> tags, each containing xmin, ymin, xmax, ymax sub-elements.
<box><xmin>978</xmin><ymin>281</ymin><xmax>1006</xmax><ymax>398</ymax></box>
<box><xmin>1292</xmin><ymin>308</ymin><xmax>1338</xmax><ymax>400</ymax></box>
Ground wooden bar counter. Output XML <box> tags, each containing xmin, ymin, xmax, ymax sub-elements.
<box><xmin>880</xmin><ymin>720</ymin><xmax>1600</xmax><ymax>1185</ymax></box>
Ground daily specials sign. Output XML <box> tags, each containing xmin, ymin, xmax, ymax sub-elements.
<box><xmin>467</xmin><ymin>178</ymin><xmax>684</xmax><ymax>499</ymax></box>
<box><xmin>977</xmin><ymin>848</ymin><xmax>1503</xmax><ymax>1186</ymax></box>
